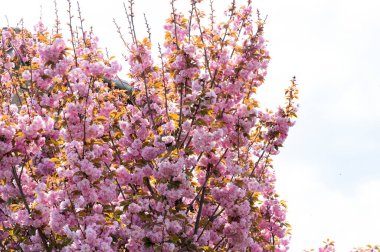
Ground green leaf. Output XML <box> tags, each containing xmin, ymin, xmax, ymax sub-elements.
<box><xmin>168</xmin><ymin>180</ymin><xmax>181</xmax><ymax>190</ymax></box>
<box><xmin>143</xmin><ymin>237</ymin><xmax>154</xmax><ymax>247</ymax></box>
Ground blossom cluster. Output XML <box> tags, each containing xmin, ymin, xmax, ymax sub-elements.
<box><xmin>1</xmin><ymin>0</ymin><xmax>298</xmax><ymax>251</ymax></box>
<box><xmin>304</xmin><ymin>239</ymin><xmax>380</xmax><ymax>252</ymax></box>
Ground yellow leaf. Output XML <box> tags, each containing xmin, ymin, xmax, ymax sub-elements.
<box><xmin>37</xmin><ymin>34</ymin><xmax>47</xmax><ymax>41</ymax></box>
<box><xmin>50</xmin><ymin>139</ymin><xmax>63</xmax><ymax>146</ymax></box>
<box><xmin>10</xmin><ymin>204</ymin><xmax>22</xmax><ymax>211</ymax></box>
<box><xmin>53</xmin><ymin>34</ymin><xmax>62</xmax><ymax>39</ymax></box>
<box><xmin>201</xmin><ymin>246</ymin><xmax>214</xmax><ymax>252</ymax></box>
<box><xmin>15</xmin><ymin>131</ymin><xmax>24</xmax><ymax>137</ymax></box>
<box><xmin>110</xmin><ymin>111</ymin><xmax>124</xmax><ymax>120</ymax></box>
<box><xmin>93</xmin><ymin>139</ymin><xmax>104</xmax><ymax>145</ymax></box>
<box><xmin>142</xmin><ymin>37</ymin><xmax>151</xmax><ymax>47</ymax></box>
<box><xmin>94</xmin><ymin>116</ymin><xmax>108</xmax><ymax>122</ymax></box>
<box><xmin>168</xmin><ymin>113</ymin><xmax>179</xmax><ymax>121</ymax></box>
<box><xmin>50</xmin><ymin>158</ymin><xmax>61</xmax><ymax>163</ymax></box>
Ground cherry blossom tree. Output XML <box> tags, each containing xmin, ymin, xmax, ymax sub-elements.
<box><xmin>304</xmin><ymin>239</ymin><xmax>380</xmax><ymax>252</ymax></box>
<box><xmin>0</xmin><ymin>0</ymin><xmax>300</xmax><ymax>251</ymax></box>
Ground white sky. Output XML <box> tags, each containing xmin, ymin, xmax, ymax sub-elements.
<box><xmin>2</xmin><ymin>0</ymin><xmax>380</xmax><ymax>251</ymax></box>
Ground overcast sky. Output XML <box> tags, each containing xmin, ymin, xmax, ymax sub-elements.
<box><xmin>2</xmin><ymin>0</ymin><xmax>380</xmax><ymax>251</ymax></box>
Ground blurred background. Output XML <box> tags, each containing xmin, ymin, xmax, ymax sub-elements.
<box><xmin>2</xmin><ymin>0</ymin><xmax>379</xmax><ymax>250</ymax></box>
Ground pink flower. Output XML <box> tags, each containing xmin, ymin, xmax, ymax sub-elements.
<box><xmin>128</xmin><ymin>203</ymin><xmax>141</xmax><ymax>214</ymax></box>
<box><xmin>192</xmin><ymin>127</ymin><xmax>216</xmax><ymax>153</ymax></box>
<box><xmin>141</xmin><ymin>146</ymin><xmax>158</xmax><ymax>160</ymax></box>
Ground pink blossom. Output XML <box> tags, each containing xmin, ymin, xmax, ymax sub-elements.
<box><xmin>141</xmin><ymin>146</ymin><xmax>158</xmax><ymax>160</ymax></box>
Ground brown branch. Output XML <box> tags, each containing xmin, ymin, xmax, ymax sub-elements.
<box><xmin>142</xmin><ymin>76</ymin><xmax>156</xmax><ymax>128</ymax></box>
<box><xmin>189</xmin><ymin>152</ymin><xmax>203</xmax><ymax>173</ymax></box>
<box><xmin>249</xmin><ymin>141</ymin><xmax>271</xmax><ymax>177</ymax></box>
<box><xmin>143</xmin><ymin>13</ymin><xmax>152</xmax><ymax>41</ymax></box>
<box><xmin>257</xmin><ymin>152</ymin><xmax>271</xmax><ymax>183</ymax></box>
<box><xmin>144</xmin><ymin>177</ymin><xmax>157</xmax><ymax>198</ymax></box>
<box><xmin>67</xmin><ymin>0</ymin><xmax>78</xmax><ymax>67</ymax></box>
<box><xmin>193</xmin><ymin>4</ymin><xmax>212</xmax><ymax>79</ymax></box>
<box><xmin>128</xmin><ymin>0</ymin><xmax>138</xmax><ymax>43</ymax></box>
<box><xmin>188</xmin><ymin>2</ymin><xmax>195</xmax><ymax>41</ymax></box>
<box><xmin>81</xmin><ymin>77</ymin><xmax>94</xmax><ymax>159</ymax></box>
<box><xmin>193</xmin><ymin>173</ymin><xmax>207</xmax><ymax>235</ymax></box>
<box><xmin>108</xmin><ymin>131</ymin><xmax>137</xmax><ymax>194</ymax></box>
<box><xmin>158</xmin><ymin>43</ymin><xmax>169</xmax><ymax>118</ymax></box>
<box><xmin>104</xmin><ymin>162</ymin><xmax>127</xmax><ymax>201</ymax></box>
<box><xmin>193</xmin><ymin>149</ymin><xmax>228</xmax><ymax>235</ymax></box>
<box><xmin>65</xmin><ymin>182</ymin><xmax>86</xmax><ymax>239</ymax></box>
<box><xmin>196</xmin><ymin>204</ymin><xmax>224</xmax><ymax>241</ymax></box>
<box><xmin>213</xmin><ymin>236</ymin><xmax>226</xmax><ymax>250</ymax></box>
<box><xmin>12</xmin><ymin>166</ymin><xmax>51</xmax><ymax>251</ymax></box>
<box><xmin>237</xmin><ymin>118</ymin><xmax>240</xmax><ymax>164</ymax></box>
<box><xmin>53</xmin><ymin>0</ymin><xmax>60</xmax><ymax>34</ymax></box>
<box><xmin>123</xmin><ymin>1</ymin><xmax>137</xmax><ymax>44</ymax></box>
<box><xmin>244</xmin><ymin>126</ymin><xmax>262</xmax><ymax>164</ymax></box>
<box><xmin>209</xmin><ymin>0</ymin><xmax>215</xmax><ymax>30</ymax></box>
<box><xmin>113</xmin><ymin>19</ymin><xmax>128</xmax><ymax>47</ymax></box>
<box><xmin>207</xmin><ymin>0</ymin><xmax>237</xmax><ymax>89</ymax></box>
<box><xmin>175</xmin><ymin>83</ymin><xmax>184</xmax><ymax>144</ymax></box>
<box><xmin>76</xmin><ymin>1</ymin><xmax>86</xmax><ymax>42</ymax></box>
<box><xmin>170</xmin><ymin>0</ymin><xmax>180</xmax><ymax>50</ymax></box>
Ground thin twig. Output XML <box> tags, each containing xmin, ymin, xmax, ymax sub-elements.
<box><xmin>65</xmin><ymin>181</ymin><xmax>86</xmax><ymax>239</ymax></box>
<box><xmin>188</xmin><ymin>2</ymin><xmax>195</xmax><ymax>41</ymax></box>
<box><xmin>193</xmin><ymin>149</ymin><xmax>228</xmax><ymax>235</ymax></box>
<box><xmin>249</xmin><ymin>140</ymin><xmax>271</xmax><ymax>177</ymax></box>
<box><xmin>193</xmin><ymin>4</ymin><xmax>212</xmax><ymax>79</ymax></box>
<box><xmin>77</xmin><ymin>1</ymin><xmax>86</xmax><ymax>42</ymax></box>
<box><xmin>175</xmin><ymin>83</ymin><xmax>184</xmax><ymax>144</ymax></box>
<box><xmin>53</xmin><ymin>0</ymin><xmax>60</xmax><ymax>34</ymax></box>
<box><xmin>108</xmin><ymin>131</ymin><xmax>138</xmax><ymax>194</ymax></box>
<box><xmin>142</xmin><ymin>76</ymin><xmax>156</xmax><ymax>128</ymax></box>
<box><xmin>144</xmin><ymin>177</ymin><xmax>157</xmax><ymax>198</ymax></box>
<box><xmin>209</xmin><ymin>0</ymin><xmax>215</xmax><ymax>30</ymax></box>
<box><xmin>170</xmin><ymin>0</ymin><xmax>180</xmax><ymax>49</ymax></box>
<box><xmin>143</xmin><ymin>13</ymin><xmax>151</xmax><ymax>41</ymax></box>
<box><xmin>104</xmin><ymin>162</ymin><xmax>127</xmax><ymax>201</ymax></box>
<box><xmin>189</xmin><ymin>152</ymin><xmax>203</xmax><ymax>173</ymax></box>
<box><xmin>193</xmin><ymin>171</ymin><xmax>208</xmax><ymax>235</ymax></box>
<box><xmin>213</xmin><ymin>236</ymin><xmax>226</xmax><ymax>250</ymax></box>
<box><xmin>12</xmin><ymin>166</ymin><xmax>51</xmax><ymax>251</ymax></box>
<box><xmin>128</xmin><ymin>0</ymin><xmax>138</xmax><ymax>43</ymax></box>
<box><xmin>67</xmin><ymin>0</ymin><xmax>78</xmax><ymax>67</ymax></box>
<box><xmin>158</xmin><ymin>43</ymin><xmax>169</xmax><ymax>118</ymax></box>
<box><xmin>197</xmin><ymin>206</ymin><xmax>224</xmax><ymax>241</ymax></box>
<box><xmin>123</xmin><ymin>1</ymin><xmax>137</xmax><ymax>44</ymax></box>
<box><xmin>113</xmin><ymin>19</ymin><xmax>128</xmax><ymax>47</ymax></box>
